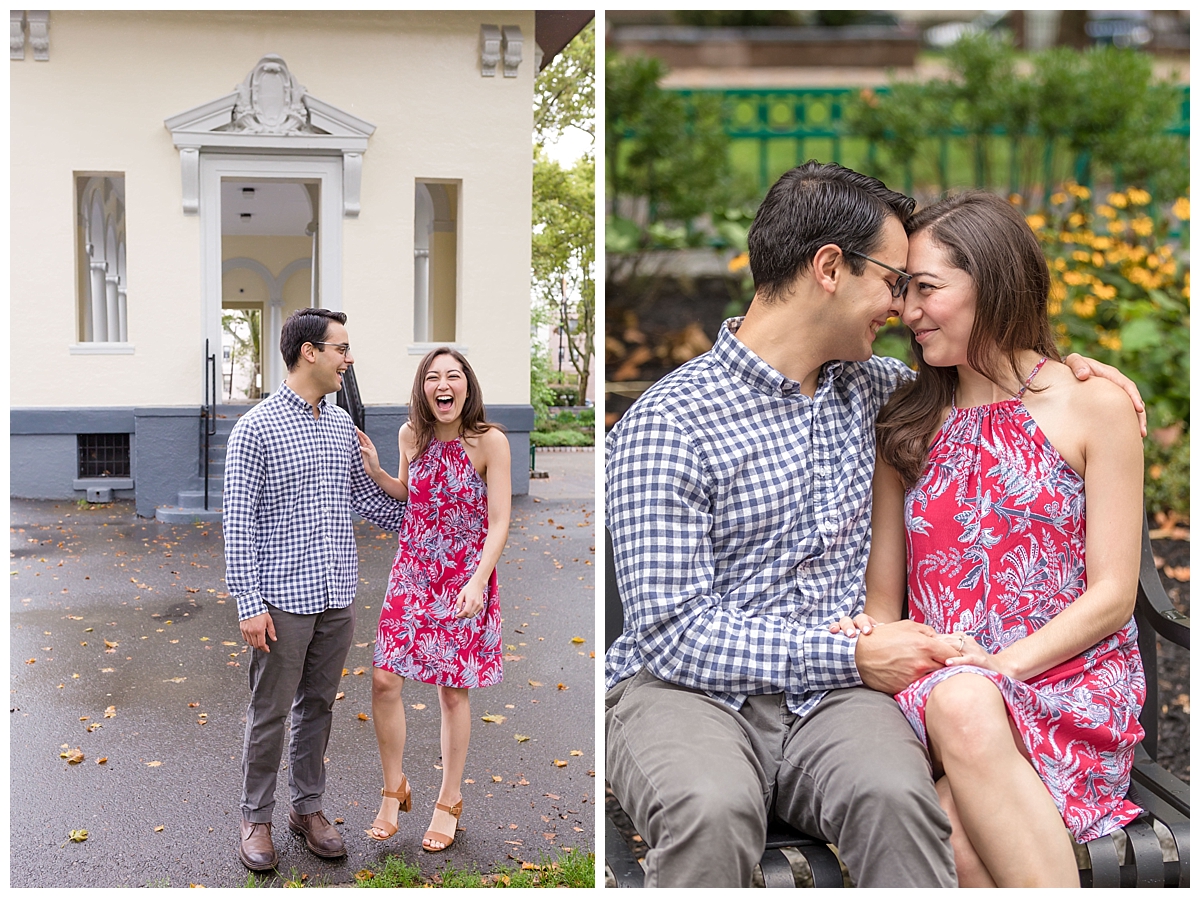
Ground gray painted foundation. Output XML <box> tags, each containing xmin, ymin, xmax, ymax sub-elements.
<box><xmin>10</xmin><ymin>403</ymin><xmax>536</xmax><ymax>516</ymax></box>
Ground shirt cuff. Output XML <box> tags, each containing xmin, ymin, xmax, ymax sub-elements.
<box><xmin>236</xmin><ymin>591</ymin><xmax>268</xmax><ymax>622</ymax></box>
<box><xmin>798</xmin><ymin>627</ymin><xmax>864</xmax><ymax>691</ymax></box>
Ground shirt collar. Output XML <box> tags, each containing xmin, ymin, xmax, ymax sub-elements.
<box><xmin>714</xmin><ymin>317</ymin><xmax>844</xmax><ymax>398</ymax></box>
<box><xmin>276</xmin><ymin>381</ymin><xmax>328</xmax><ymax>414</ymax></box>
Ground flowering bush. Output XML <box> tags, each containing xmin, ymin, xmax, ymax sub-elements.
<box><xmin>1028</xmin><ymin>184</ymin><xmax>1189</xmax><ymax>517</ymax></box>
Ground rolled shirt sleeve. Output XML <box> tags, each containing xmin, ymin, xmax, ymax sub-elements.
<box><xmin>222</xmin><ymin>420</ymin><xmax>269</xmax><ymax>621</ymax></box>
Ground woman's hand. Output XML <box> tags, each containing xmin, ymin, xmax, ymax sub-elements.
<box><xmin>942</xmin><ymin>632</ymin><xmax>1016</xmax><ymax>678</ymax></box>
<box><xmin>357</xmin><ymin>429</ymin><xmax>381</xmax><ymax>477</ymax></box>
<box><xmin>455</xmin><ymin>580</ymin><xmax>486</xmax><ymax>619</ymax></box>
<box><xmin>830</xmin><ymin>612</ymin><xmax>878</xmax><ymax>637</ymax></box>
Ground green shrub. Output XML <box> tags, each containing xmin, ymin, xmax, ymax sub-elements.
<box><xmin>531</xmin><ymin>429</ymin><xmax>593</xmax><ymax>447</ymax></box>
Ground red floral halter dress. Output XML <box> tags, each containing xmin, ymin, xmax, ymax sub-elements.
<box><xmin>373</xmin><ymin>438</ymin><xmax>503</xmax><ymax>689</ymax></box>
<box><xmin>894</xmin><ymin>358</ymin><xmax>1145</xmax><ymax>842</ymax></box>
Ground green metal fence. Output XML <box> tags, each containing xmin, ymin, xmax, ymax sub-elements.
<box><xmin>672</xmin><ymin>86</ymin><xmax>1190</xmax><ymax>201</ymax></box>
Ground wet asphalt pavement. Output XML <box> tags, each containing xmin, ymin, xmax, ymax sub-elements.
<box><xmin>10</xmin><ymin>450</ymin><xmax>597</xmax><ymax>888</ymax></box>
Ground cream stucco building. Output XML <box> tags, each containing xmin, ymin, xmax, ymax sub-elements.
<box><xmin>11</xmin><ymin>10</ymin><xmax>592</xmax><ymax>517</ymax></box>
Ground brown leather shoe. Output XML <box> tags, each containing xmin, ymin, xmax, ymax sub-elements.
<box><xmin>288</xmin><ymin>809</ymin><xmax>346</xmax><ymax>858</ymax></box>
<box><xmin>238</xmin><ymin>820</ymin><xmax>278</xmax><ymax>871</ymax></box>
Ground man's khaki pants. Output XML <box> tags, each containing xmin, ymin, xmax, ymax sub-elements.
<box><xmin>605</xmin><ymin>669</ymin><xmax>957</xmax><ymax>887</ymax></box>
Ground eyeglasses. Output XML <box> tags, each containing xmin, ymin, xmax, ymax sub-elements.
<box><xmin>845</xmin><ymin>250</ymin><xmax>912</xmax><ymax>299</ymax></box>
<box><xmin>313</xmin><ymin>341</ymin><xmax>350</xmax><ymax>355</ymax></box>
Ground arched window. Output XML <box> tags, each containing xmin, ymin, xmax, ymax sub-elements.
<box><xmin>414</xmin><ymin>179</ymin><xmax>458</xmax><ymax>344</ymax></box>
<box><xmin>76</xmin><ymin>175</ymin><xmax>127</xmax><ymax>343</ymax></box>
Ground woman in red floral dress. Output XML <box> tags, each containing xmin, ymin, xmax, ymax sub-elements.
<box><xmin>358</xmin><ymin>347</ymin><xmax>510</xmax><ymax>851</ymax></box>
<box><xmin>835</xmin><ymin>192</ymin><xmax>1144</xmax><ymax>887</ymax></box>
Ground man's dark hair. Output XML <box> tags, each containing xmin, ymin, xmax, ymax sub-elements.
<box><xmin>747</xmin><ymin>161</ymin><xmax>916</xmax><ymax>302</ymax></box>
<box><xmin>280</xmin><ymin>308</ymin><xmax>348</xmax><ymax>371</ymax></box>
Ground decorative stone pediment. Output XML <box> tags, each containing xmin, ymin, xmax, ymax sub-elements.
<box><xmin>165</xmin><ymin>55</ymin><xmax>376</xmax><ymax>216</ymax></box>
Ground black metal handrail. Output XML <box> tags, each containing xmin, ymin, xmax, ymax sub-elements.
<box><xmin>203</xmin><ymin>339</ymin><xmax>217</xmax><ymax>510</ymax></box>
<box><xmin>337</xmin><ymin>364</ymin><xmax>366</xmax><ymax>431</ymax></box>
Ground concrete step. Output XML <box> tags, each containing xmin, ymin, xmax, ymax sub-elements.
<box><xmin>178</xmin><ymin>489</ymin><xmax>223</xmax><ymax>510</ymax></box>
<box><xmin>155</xmin><ymin>505</ymin><xmax>222</xmax><ymax>524</ymax></box>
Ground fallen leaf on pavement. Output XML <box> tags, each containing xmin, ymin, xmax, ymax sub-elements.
<box><xmin>570</xmin><ymin>750</ymin><xmax>583</xmax><ymax>756</ymax></box>
<box><xmin>557</xmin><ymin>683</ymin><xmax>568</xmax><ymax>691</ymax></box>
<box><xmin>342</xmin><ymin>668</ymin><xmax>349</xmax><ymax>677</ymax></box>
<box><xmin>154</xmin><ymin>825</ymin><xmax>165</xmax><ymax>832</ymax></box>
<box><xmin>146</xmin><ymin>761</ymin><xmax>162</xmax><ymax>767</ymax></box>
<box><xmin>528</xmin><ymin>680</ymin><xmax>543</xmax><ymax>688</ymax></box>
<box><xmin>104</xmin><ymin>706</ymin><xmax>116</xmax><ymax>718</ymax></box>
<box><xmin>188</xmin><ymin>702</ymin><xmax>199</xmax><ymax>708</ymax></box>
<box><xmin>163</xmin><ymin>677</ymin><xmax>186</xmax><ymax>684</ymax></box>
<box><xmin>335</xmin><ymin>692</ymin><xmax>345</xmax><ymax>700</ymax></box>
<box><xmin>515</xmin><ymin>734</ymin><xmax>530</xmax><ymax>743</ymax></box>
<box><xmin>481</xmin><ymin>713</ymin><xmax>506</xmax><ymax>724</ymax></box>
<box><xmin>552</xmin><ymin>759</ymin><xmax>568</xmax><ymax>767</ymax></box>
<box><xmin>357</xmin><ymin>713</ymin><xmax>370</xmax><ymax>721</ymax></box>
<box><xmin>570</xmin><ymin>636</ymin><xmax>585</xmax><ymax>644</ymax></box>
<box><xmin>353</xmin><ymin>667</ymin><xmax>365</xmax><ymax>675</ymax></box>
<box><xmin>61</xmin><ymin>748</ymin><xmax>84</xmax><ymax>764</ymax></box>
<box><xmin>104</xmin><ymin>639</ymin><xmax>118</xmax><ymax>648</ymax></box>
<box><xmin>354</xmin><ymin>870</ymin><xmax>375</xmax><ymax>882</ymax></box>
<box><xmin>411</xmin><ymin>703</ymin><xmax>426</xmax><ymax>710</ymax></box>
<box><xmin>68</xmin><ymin>829</ymin><xmax>88</xmax><ymax>842</ymax></box>
<box><xmin>222</xmin><ymin>641</ymin><xmax>238</xmax><ymax>646</ymax></box>
<box><xmin>96</xmin><ymin>757</ymin><xmax>107</xmax><ymax>764</ymax></box>
<box><xmin>492</xmin><ymin>776</ymin><xmax>503</xmax><ymax>782</ymax></box>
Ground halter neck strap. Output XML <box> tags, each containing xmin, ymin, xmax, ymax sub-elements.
<box><xmin>1016</xmin><ymin>357</ymin><xmax>1048</xmax><ymax>397</ymax></box>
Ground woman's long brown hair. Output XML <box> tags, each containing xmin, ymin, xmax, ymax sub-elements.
<box><xmin>408</xmin><ymin>347</ymin><xmax>501</xmax><ymax>460</ymax></box>
<box><xmin>876</xmin><ymin>191</ymin><xmax>1060</xmax><ymax>488</ymax></box>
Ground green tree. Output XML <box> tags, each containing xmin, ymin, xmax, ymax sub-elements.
<box><xmin>533</xmin><ymin>150</ymin><xmax>595</xmax><ymax>403</ymax></box>
<box><xmin>532</xmin><ymin>20</ymin><xmax>596</xmax><ymax>405</ymax></box>
<box><xmin>606</xmin><ymin>52</ymin><xmax>733</xmax><ymax>244</ymax></box>
<box><xmin>221</xmin><ymin>309</ymin><xmax>261</xmax><ymax>400</ymax></box>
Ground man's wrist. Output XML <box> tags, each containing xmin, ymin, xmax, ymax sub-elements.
<box><xmin>799</xmin><ymin>627</ymin><xmax>864</xmax><ymax>691</ymax></box>
<box><xmin>236</xmin><ymin>592</ymin><xmax>267</xmax><ymax>622</ymax></box>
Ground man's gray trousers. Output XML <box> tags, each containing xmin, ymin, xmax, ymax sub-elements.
<box><xmin>605</xmin><ymin>668</ymin><xmax>957</xmax><ymax>887</ymax></box>
<box><xmin>241</xmin><ymin>601</ymin><xmax>356</xmax><ymax>822</ymax></box>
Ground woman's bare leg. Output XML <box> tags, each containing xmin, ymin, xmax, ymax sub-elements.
<box><xmin>368</xmin><ymin>667</ymin><xmax>408</xmax><ymax>838</ymax></box>
<box><xmin>935</xmin><ymin>775</ymin><xmax>996</xmax><ymax>887</ymax></box>
<box><xmin>925</xmin><ymin>673</ymin><xmax>1078</xmax><ymax>888</ymax></box>
<box><xmin>425</xmin><ymin>685</ymin><xmax>470</xmax><ymax>849</ymax></box>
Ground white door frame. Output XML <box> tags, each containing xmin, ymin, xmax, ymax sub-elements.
<box><xmin>199</xmin><ymin>154</ymin><xmax>343</xmax><ymax>396</ymax></box>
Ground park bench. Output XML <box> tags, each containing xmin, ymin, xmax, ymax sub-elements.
<box><xmin>604</xmin><ymin>514</ymin><xmax>1190</xmax><ymax>887</ymax></box>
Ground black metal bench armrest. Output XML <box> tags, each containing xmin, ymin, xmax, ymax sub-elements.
<box><xmin>1138</xmin><ymin>516</ymin><xmax>1190</xmax><ymax>649</ymax></box>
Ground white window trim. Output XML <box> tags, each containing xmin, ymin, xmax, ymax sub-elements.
<box><xmin>70</xmin><ymin>343</ymin><xmax>135</xmax><ymax>355</ymax></box>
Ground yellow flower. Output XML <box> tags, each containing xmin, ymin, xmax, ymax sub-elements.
<box><xmin>728</xmin><ymin>252</ymin><xmax>749</xmax><ymax>273</ymax></box>
<box><xmin>1107</xmin><ymin>192</ymin><xmax>1129</xmax><ymax>209</ymax></box>
<box><xmin>1183</xmin><ymin>271</ymin><xmax>1190</xmax><ymax>300</ymax></box>
<box><xmin>1107</xmin><ymin>220</ymin><xmax>1126</xmax><ymax>235</ymax></box>
<box><xmin>1092</xmin><ymin>237</ymin><xmax>1112</xmax><ymax>251</ymax></box>
<box><xmin>1047</xmin><ymin>296</ymin><xmax>1062</xmax><ymax>316</ymax></box>
<box><xmin>1092</xmin><ymin>282</ymin><xmax>1117</xmax><ymax>300</ymax></box>
<box><xmin>1063</xmin><ymin>270</ymin><xmax>1087</xmax><ymax>286</ymax></box>
<box><xmin>1172</xmin><ymin>197</ymin><xmax>1189</xmax><ymax>221</ymax></box>
<box><xmin>1068</xmin><ymin>213</ymin><xmax>1085</xmax><ymax>228</ymax></box>
<box><xmin>1067</xmin><ymin>183</ymin><xmax>1091</xmax><ymax>200</ymax></box>
<box><xmin>1096</xmin><ymin>205</ymin><xmax>1117</xmax><ymax>219</ymax></box>
<box><xmin>1055</xmin><ymin>321</ymin><xmax>1069</xmax><ymax>338</ymax></box>
<box><xmin>1009</xmin><ymin>193</ymin><xmax>1023</xmax><ymax>206</ymax></box>
<box><xmin>1160</xmin><ymin>260</ymin><xmax>1177</xmax><ymax>276</ymax></box>
<box><xmin>1130</xmin><ymin>215</ymin><xmax>1154</xmax><ymax>237</ymax></box>
<box><xmin>1049</xmin><ymin>280</ymin><xmax>1067</xmax><ymax>302</ymax></box>
<box><xmin>1146</xmin><ymin>254</ymin><xmax>1160</xmax><ymax>270</ymax></box>
<box><xmin>1050</xmin><ymin>192</ymin><xmax>1068</xmax><ymax>206</ymax></box>
<box><xmin>1097</xmin><ymin>330</ymin><xmax>1122</xmax><ymax>351</ymax></box>
<box><xmin>1126</xmin><ymin>187</ymin><xmax>1151</xmax><ymax>206</ymax></box>
<box><xmin>1072</xmin><ymin>297</ymin><xmax>1097</xmax><ymax>318</ymax></box>
<box><xmin>1072</xmin><ymin>250</ymin><xmax>1092</xmax><ymax>264</ymax></box>
<box><xmin>1092</xmin><ymin>252</ymin><xmax>1105</xmax><ymax>268</ymax></box>
<box><xmin>1053</xmin><ymin>257</ymin><xmax>1068</xmax><ymax>272</ymax></box>
<box><xmin>1026</xmin><ymin>214</ymin><xmax>1046</xmax><ymax>231</ymax></box>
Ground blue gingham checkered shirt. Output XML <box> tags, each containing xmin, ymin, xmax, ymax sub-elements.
<box><xmin>223</xmin><ymin>383</ymin><xmax>406</xmax><ymax>621</ymax></box>
<box><xmin>605</xmin><ymin>318</ymin><xmax>914</xmax><ymax>717</ymax></box>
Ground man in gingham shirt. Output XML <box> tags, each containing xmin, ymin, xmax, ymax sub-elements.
<box><xmin>605</xmin><ymin>163</ymin><xmax>1145</xmax><ymax>887</ymax></box>
<box><xmin>225</xmin><ymin>308</ymin><xmax>406</xmax><ymax>871</ymax></box>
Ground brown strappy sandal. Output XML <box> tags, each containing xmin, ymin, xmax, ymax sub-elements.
<box><xmin>365</xmin><ymin>775</ymin><xmax>411</xmax><ymax>842</ymax></box>
<box><xmin>421</xmin><ymin>799</ymin><xmax>462</xmax><ymax>852</ymax></box>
